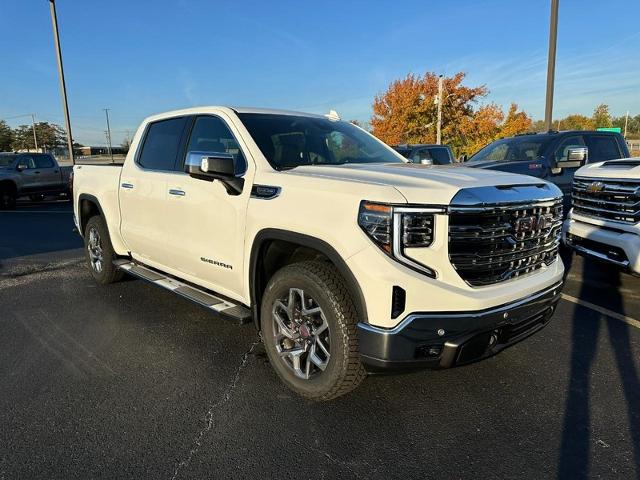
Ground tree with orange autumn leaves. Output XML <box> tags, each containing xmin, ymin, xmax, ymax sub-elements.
<box><xmin>371</xmin><ymin>72</ymin><xmax>532</xmax><ymax>157</ymax></box>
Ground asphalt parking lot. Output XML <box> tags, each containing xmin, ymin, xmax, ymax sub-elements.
<box><xmin>1</xmin><ymin>201</ymin><xmax>639</xmax><ymax>479</ymax></box>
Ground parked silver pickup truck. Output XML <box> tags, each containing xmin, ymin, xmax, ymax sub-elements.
<box><xmin>0</xmin><ymin>152</ymin><xmax>72</xmax><ymax>209</ymax></box>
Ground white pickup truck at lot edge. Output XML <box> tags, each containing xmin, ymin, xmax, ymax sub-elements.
<box><xmin>72</xmin><ymin>106</ymin><xmax>565</xmax><ymax>400</ymax></box>
<box><xmin>564</xmin><ymin>158</ymin><xmax>640</xmax><ymax>275</ymax></box>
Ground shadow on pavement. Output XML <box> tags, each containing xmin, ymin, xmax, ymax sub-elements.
<box><xmin>558</xmin><ymin>254</ymin><xmax>640</xmax><ymax>479</ymax></box>
<box><xmin>0</xmin><ymin>200</ymin><xmax>82</xmax><ymax>265</ymax></box>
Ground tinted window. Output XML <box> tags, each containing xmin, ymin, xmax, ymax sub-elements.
<box><xmin>469</xmin><ymin>137</ymin><xmax>552</xmax><ymax>163</ymax></box>
<box><xmin>138</xmin><ymin>117</ymin><xmax>189</xmax><ymax>171</ymax></box>
<box><xmin>238</xmin><ymin>113</ymin><xmax>404</xmax><ymax>169</ymax></box>
<box><xmin>588</xmin><ymin>135</ymin><xmax>621</xmax><ymax>161</ymax></box>
<box><xmin>428</xmin><ymin>147</ymin><xmax>452</xmax><ymax>165</ymax></box>
<box><xmin>34</xmin><ymin>154</ymin><xmax>55</xmax><ymax>168</ymax></box>
<box><xmin>0</xmin><ymin>154</ymin><xmax>15</xmax><ymax>167</ymax></box>
<box><xmin>185</xmin><ymin>116</ymin><xmax>246</xmax><ymax>174</ymax></box>
<box><xmin>411</xmin><ymin>148</ymin><xmax>433</xmax><ymax>163</ymax></box>
<box><xmin>554</xmin><ymin>135</ymin><xmax>585</xmax><ymax>162</ymax></box>
<box><xmin>393</xmin><ymin>147</ymin><xmax>412</xmax><ymax>158</ymax></box>
<box><xmin>18</xmin><ymin>156</ymin><xmax>36</xmax><ymax>169</ymax></box>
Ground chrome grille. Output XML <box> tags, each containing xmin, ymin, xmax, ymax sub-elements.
<box><xmin>572</xmin><ymin>178</ymin><xmax>640</xmax><ymax>224</ymax></box>
<box><xmin>448</xmin><ymin>200</ymin><xmax>563</xmax><ymax>287</ymax></box>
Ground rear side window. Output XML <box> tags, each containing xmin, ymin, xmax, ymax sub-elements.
<box><xmin>587</xmin><ymin>135</ymin><xmax>621</xmax><ymax>161</ymax></box>
<box><xmin>185</xmin><ymin>116</ymin><xmax>246</xmax><ymax>174</ymax></box>
<box><xmin>34</xmin><ymin>155</ymin><xmax>55</xmax><ymax>168</ymax></box>
<box><xmin>138</xmin><ymin>117</ymin><xmax>189</xmax><ymax>171</ymax></box>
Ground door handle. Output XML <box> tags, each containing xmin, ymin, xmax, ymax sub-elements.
<box><xmin>121</xmin><ymin>183</ymin><xmax>134</xmax><ymax>189</ymax></box>
<box><xmin>169</xmin><ymin>189</ymin><xmax>186</xmax><ymax>196</ymax></box>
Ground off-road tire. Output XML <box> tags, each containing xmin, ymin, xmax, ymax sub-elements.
<box><xmin>84</xmin><ymin>215</ymin><xmax>125</xmax><ymax>285</ymax></box>
<box><xmin>261</xmin><ymin>260</ymin><xmax>366</xmax><ymax>401</ymax></box>
<box><xmin>0</xmin><ymin>184</ymin><xmax>16</xmax><ymax>210</ymax></box>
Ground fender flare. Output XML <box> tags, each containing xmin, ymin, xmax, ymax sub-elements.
<box><xmin>77</xmin><ymin>193</ymin><xmax>107</xmax><ymax>236</ymax></box>
<box><xmin>249</xmin><ymin>228</ymin><xmax>368</xmax><ymax>329</ymax></box>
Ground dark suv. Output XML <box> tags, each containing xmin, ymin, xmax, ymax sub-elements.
<box><xmin>393</xmin><ymin>144</ymin><xmax>455</xmax><ymax>165</ymax></box>
<box><xmin>465</xmin><ymin>130</ymin><xmax>630</xmax><ymax>211</ymax></box>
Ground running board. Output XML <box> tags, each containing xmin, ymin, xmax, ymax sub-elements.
<box><xmin>114</xmin><ymin>260</ymin><xmax>252</xmax><ymax>325</ymax></box>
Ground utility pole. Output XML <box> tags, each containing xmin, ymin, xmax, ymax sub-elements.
<box><xmin>48</xmin><ymin>0</ymin><xmax>75</xmax><ymax>164</ymax></box>
<box><xmin>103</xmin><ymin>108</ymin><xmax>114</xmax><ymax>163</ymax></box>
<box><xmin>544</xmin><ymin>0</ymin><xmax>559</xmax><ymax>132</ymax></box>
<box><xmin>30</xmin><ymin>114</ymin><xmax>38</xmax><ymax>152</ymax></box>
<box><xmin>436</xmin><ymin>74</ymin><xmax>443</xmax><ymax>145</ymax></box>
<box><xmin>624</xmin><ymin>110</ymin><xmax>629</xmax><ymax>138</ymax></box>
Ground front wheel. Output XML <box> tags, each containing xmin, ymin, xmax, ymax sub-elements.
<box><xmin>261</xmin><ymin>261</ymin><xmax>366</xmax><ymax>401</ymax></box>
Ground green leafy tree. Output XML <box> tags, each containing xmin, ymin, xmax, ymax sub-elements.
<box><xmin>592</xmin><ymin>104</ymin><xmax>613</xmax><ymax>128</ymax></box>
<box><xmin>0</xmin><ymin>120</ymin><xmax>13</xmax><ymax>151</ymax></box>
<box><xmin>11</xmin><ymin>122</ymin><xmax>66</xmax><ymax>151</ymax></box>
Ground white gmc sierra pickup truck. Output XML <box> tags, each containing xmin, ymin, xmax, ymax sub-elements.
<box><xmin>73</xmin><ymin>106</ymin><xmax>564</xmax><ymax>400</ymax></box>
<box><xmin>564</xmin><ymin>158</ymin><xmax>640</xmax><ymax>275</ymax></box>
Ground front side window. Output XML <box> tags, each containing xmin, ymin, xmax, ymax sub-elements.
<box><xmin>411</xmin><ymin>148</ymin><xmax>433</xmax><ymax>163</ymax></box>
<box><xmin>18</xmin><ymin>156</ymin><xmax>36</xmax><ymax>169</ymax></box>
<box><xmin>554</xmin><ymin>136</ymin><xmax>585</xmax><ymax>163</ymax></box>
<box><xmin>588</xmin><ymin>135</ymin><xmax>621</xmax><ymax>161</ymax></box>
<box><xmin>469</xmin><ymin>137</ymin><xmax>552</xmax><ymax>163</ymax></box>
<box><xmin>138</xmin><ymin>116</ymin><xmax>189</xmax><ymax>171</ymax></box>
<box><xmin>238</xmin><ymin>113</ymin><xmax>405</xmax><ymax>170</ymax></box>
<box><xmin>185</xmin><ymin>116</ymin><xmax>246</xmax><ymax>174</ymax></box>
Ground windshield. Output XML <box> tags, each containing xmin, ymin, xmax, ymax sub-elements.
<box><xmin>238</xmin><ymin>113</ymin><xmax>405</xmax><ymax>169</ymax></box>
<box><xmin>0</xmin><ymin>154</ymin><xmax>15</xmax><ymax>167</ymax></box>
<box><xmin>469</xmin><ymin>136</ymin><xmax>552</xmax><ymax>163</ymax></box>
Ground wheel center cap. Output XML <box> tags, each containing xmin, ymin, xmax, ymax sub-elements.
<box><xmin>299</xmin><ymin>324</ymin><xmax>311</xmax><ymax>338</ymax></box>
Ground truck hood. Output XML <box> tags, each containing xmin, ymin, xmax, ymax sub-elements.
<box><xmin>575</xmin><ymin>158</ymin><xmax>640</xmax><ymax>180</ymax></box>
<box><xmin>285</xmin><ymin>163</ymin><xmax>548</xmax><ymax>204</ymax></box>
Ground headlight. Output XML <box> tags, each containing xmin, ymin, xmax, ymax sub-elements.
<box><xmin>358</xmin><ymin>201</ymin><xmax>442</xmax><ymax>277</ymax></box>
<box><xmin>358</xmin><ymin>202</ymin><xmax>392</xmax><ymax>253</ymax></box>
<box><xmin>401</xmin><ymin>212</ymin><xmax>434</xmax><ymax>247</ymax></box>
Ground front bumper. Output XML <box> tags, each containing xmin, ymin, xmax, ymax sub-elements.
<box><xmin>357</xmin><ymin>281</ymin><xmax>563</xmax><ymax>371</ymax></box>
<box><xmin>563</xmin><ymin>218</ymin><xmax>640</xmax><ymax>275</ymax></box>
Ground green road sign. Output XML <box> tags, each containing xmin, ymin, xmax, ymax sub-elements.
<box><xmin>597</xmin><ymin>127</ymin><xmax>621</xmax><ymax>133</ymax></box>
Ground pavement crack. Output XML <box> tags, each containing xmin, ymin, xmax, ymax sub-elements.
<box><xmin>170</xmin><ymin>338</ymin><xmax>260</xmax><ymax>480</ymax></box>
<box><xmin>309</xmin><ymin>446</ymin><xmax>363</xmax><ymax>479</ymax></box>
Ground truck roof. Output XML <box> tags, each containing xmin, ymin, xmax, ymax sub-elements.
<box><xmin>143</xmin><ymin>106</ymin><xmax>327</xmax><ymax>124</ymax></box>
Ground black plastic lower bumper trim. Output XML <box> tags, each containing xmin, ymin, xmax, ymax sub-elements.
<box><xmin>357</xmin><ymin>281</ymin><xmax>563</xmax><ymax>371</ymax></box>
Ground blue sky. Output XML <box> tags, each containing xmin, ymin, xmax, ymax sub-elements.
<box><xmin>1</xmin><ymin>0</ymin><xmax>639</xmax><ymax>145</ymax></box>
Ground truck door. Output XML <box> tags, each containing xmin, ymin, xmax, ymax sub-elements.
<box><xmin>119</xmin><ymin>116</ymin><xmax>191</xmax><ymax>265</ymax></box>
<box><xmin>164</xmin><ymin>113</ymin><xmax>253</xmax><ymax>297</ymax></box>
<box><xmin>33</xmin><ymin>154</ymin><xmax>61</xmax><ymax>193</ymax></box>
<box><xmin>15</xmin><ymin>155</ymin><xmax>38</xmax><ymax>192</ymax></box>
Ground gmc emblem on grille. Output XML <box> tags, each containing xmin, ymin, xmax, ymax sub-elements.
<box><xmin>586</xmin><ymin>181</ymin><xmax>605</xmax><ymax>193</ymax></box>
<box><xmin>514</xmin><ymin>213</ymin><xmax>554</xmax><ymax>233</ymax></box>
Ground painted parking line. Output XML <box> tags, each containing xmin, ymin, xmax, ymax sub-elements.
<box><xmin>561</xmin><ymin>293</ymin><xmax>640</xmax><ymax>329</ymax></box>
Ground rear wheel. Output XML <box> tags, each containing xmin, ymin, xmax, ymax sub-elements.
<box><xmin>261</xmin><ymin>261</ymin><xmax>366</xmax><ymax>401</ymax></box>
<box><xmin>84</xmin><ymin>215</ymin><xmax>124</xmax><ymax>284</ymax></box>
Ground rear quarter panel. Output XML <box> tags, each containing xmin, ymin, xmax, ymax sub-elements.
<box><xmin>73</xmin><ymin>164</ymin><xmax>129</xmax><ymax>255</ymax></box>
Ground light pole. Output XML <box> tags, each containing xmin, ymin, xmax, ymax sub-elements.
<box><xmin>48</xmin><ymin>0</ymin><xmax>75</xmax><ymax>164</ymax></box>
<box><xmin>544</xmin><ymin>0</ymin><xmax>559</xmax><ymax>132</ymax></box>
<box><xmin>31</xmin><ymin>114</ymin><xmax>39</xmax><ymax>152</ymax></box>
<box><xmin>436</xmin><ymin>75</ymin><xmax>444</xmax><ymax>145</ymax></box>
<box><xmin>103</xmin><ymin>108</ymin><xmax>114</xmax><ymax>163</ymax></box>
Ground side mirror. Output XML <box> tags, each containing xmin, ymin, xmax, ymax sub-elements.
<box><xmin>16</xmin><ymin>164</ymin><xmax>28</xmax><ymax>171</ymax></box>
<box><xmin>184</xmin><ymin>151</ymin><xmax>243</xmax><ymax>195</ymax></box>
<box><xmin>459</xmin><ymin>154</ymin><xmax>468</xmax><ymax>162</ymax></box>
<box><xmin>419</xmin><ymin>158</ymin><xmax>433</xmax><ymax>165</ymax></box>
<box><xmin>556</xmin><ymin>146</ymin><xmax>588</xmax><ymax>169</ymax></box>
